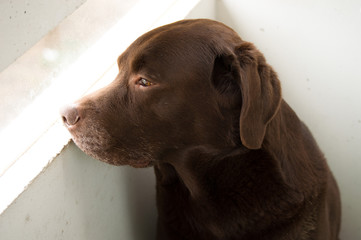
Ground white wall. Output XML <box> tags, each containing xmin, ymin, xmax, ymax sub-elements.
<box><xmin>216</xmin><ymin>0</ymin><xmax>361</xmax><ymax>239</ymax></box>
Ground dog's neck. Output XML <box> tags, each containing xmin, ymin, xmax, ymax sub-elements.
<box><xmin>156</xmin><ymin>146</ymin><xmax>249</xmax><ymax>199</ymax></box>
<box><xmin>263</xmin><ymin>100</ymin><xmax>327</xmax><ymax>190</ymax></box>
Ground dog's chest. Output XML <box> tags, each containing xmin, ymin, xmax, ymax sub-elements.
<box><xmin>156</xmin><ymin>181</ymin><xmax>225</xmax><ymax>239</ymax></box>
<box><xmin>154</xmin><ymin>165</ymin><xmax>224</xmax><ymax>239</ymax></box>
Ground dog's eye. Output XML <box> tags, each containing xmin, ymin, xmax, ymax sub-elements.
<box><xmin>138</xmin><ymin>78</ymin><xmax>153</xmax><ymax>87</ymax></box>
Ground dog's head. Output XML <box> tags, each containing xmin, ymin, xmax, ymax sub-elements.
<box><xmin>60</xmin><ymin>19</ymin><xmax>281</xmax><ymax>167</ymax></box>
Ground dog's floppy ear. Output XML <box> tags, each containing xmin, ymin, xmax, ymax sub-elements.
<box><xmin>236</xmin><ymin>42</ymin><xmax>282</xmax><ymax>149</ymax></box>
<box><xmin>211</xmin><ymin>42</ymin><xmax>281</xmax><ymax>149</ymax></box>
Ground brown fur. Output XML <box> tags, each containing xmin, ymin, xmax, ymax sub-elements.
<box><xmin>61</xmin><ymin>19</ymin><xmax>341</xmax><ymax>239</ymax></box>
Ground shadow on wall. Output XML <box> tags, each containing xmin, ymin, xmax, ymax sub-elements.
<box><xmin>62</xmin><ymin>142</ymin><xmax>158</xmax><ymax>240</ymax></box>
<box><xmin>122</xmin><ymin>162</ymin><xmax>158</xmax><ymax>240</ymax></box>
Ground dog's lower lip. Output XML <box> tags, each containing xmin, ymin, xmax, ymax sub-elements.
<box><xmin>132</xmin><ymin>160</ymin><xmax>152</xmax><ymax>168</ymax></box>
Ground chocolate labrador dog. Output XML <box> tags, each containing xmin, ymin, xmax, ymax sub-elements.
<box><xmin>61</xmin><ymin>19</ymin><xmax>341</xmax><ymax>239</ymax></box>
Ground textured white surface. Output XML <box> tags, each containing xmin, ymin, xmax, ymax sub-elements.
<box><xmin>0</xmin><ymin>0</ymin><xmax>86</xmax><ymax>72</ymax></box>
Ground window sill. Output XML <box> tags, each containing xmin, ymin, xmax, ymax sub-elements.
<box><xmin>0</xmin><ymin>0</ymin><xmax>202</xmax><ymax>215</ymax></box>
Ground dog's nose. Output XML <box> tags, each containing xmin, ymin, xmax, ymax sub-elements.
<box><xmin>60</xmin><ymin>104</ymin><xmax>81</xmax><ymax>126</ymax></box>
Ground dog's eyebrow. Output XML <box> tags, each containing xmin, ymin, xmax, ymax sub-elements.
<box><xmin>131</xmin><ymin>54</ymin><xmax>146</xmax><ymax>73</ymax></box>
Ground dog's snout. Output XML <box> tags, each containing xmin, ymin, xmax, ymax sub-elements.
<box><xmin>60</xmin><ymin>104</ymin><xmax>81</xmax><ymax>126</ymax></box>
